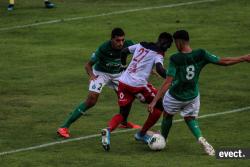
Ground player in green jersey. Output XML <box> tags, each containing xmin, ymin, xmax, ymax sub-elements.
<box><xmin>57</xmin><ymin>28</ymin><xmax>140</xmax><ymax>138</ymax></box>
<box><xmin>148</xmin><ymin>30</ymin><xmax>250</xmax><ymax>156</ymax></box>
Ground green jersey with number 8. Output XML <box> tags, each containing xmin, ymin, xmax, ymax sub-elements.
<box><xmin>166</xmin><ymin>49</ymin><xmax>220</xmax><ymax>101</ymax></box>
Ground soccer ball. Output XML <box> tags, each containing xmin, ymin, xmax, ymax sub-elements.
<box><xmin>148</xmin><ymin>134</ymin><xmax>166</xmax><ymax>151</ymax></box>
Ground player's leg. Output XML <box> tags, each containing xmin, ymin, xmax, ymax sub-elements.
<box><xmin>108</xmin><ymin>104</ymin><xmax>132</xmax><ymax>132</ymax></box>
<box><xmin>101</xmin><ymin>103</ymin><xmax>133</xmax><ymax>151</ymax></box>
<box><xmin>101</xmin><ymin>82</ymin><xmax>134</xmax><ymax>151</ymax></box>
<box><xmin>44</xmin><ymin>0</ymin><xmax>55</xmax><ymax>8</ymax></box>
<box><xmin>184</xmin><ymin>116</ymin><xmax>202</xmax><ymax>140</ymax></box>
<box><xmin>160</xmin><ymin>90</ymin><xmax>181</xmax><ymax>141</ymax></box>
<box><xmin>108</xmin><ymin>77</ymin><xmax>141</xmax><ymax>129</ymax></box>
<box><xmin>57</xmin><ymin>91</ymin><xmax>100</xmax><ymax>137</ymax></box>
<box><xmin>57</xmin><ymin>74</ymin><xmax>106</xmax><ymax>138</ymax></box>
<box><xmin>161</xmin><ymin>112</ymin><xmax>174</xmax><ymax>139</ymax></box>
<box><xmin>135</xmin><ymin>84</ymin><xmax>162</xmax><ymax>143</ymax></box>
<box><xmin>8</xmin><ymin>0</ymin><xmax>14</xmax><ymax>11</ymax></box>
<box><xmin>182</xmin><ymin>95</ymin><xmax>215</xmax><ymax>156</ymax></box>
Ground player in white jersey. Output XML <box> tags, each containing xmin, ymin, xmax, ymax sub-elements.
<box><xmin>101</xmin><ymin>32</ymin><xmax>173</xmax><ymax>151</ymax></box>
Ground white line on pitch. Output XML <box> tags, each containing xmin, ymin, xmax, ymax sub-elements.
<box><xmin>0</xmin><ymin>0</ymin><xmax>219</xmax><ymax>32</ymax></box>
<box><xmin>0</xmin><ymin>106</ymin><xmax>249</xmax><ymax>156</ymax></box>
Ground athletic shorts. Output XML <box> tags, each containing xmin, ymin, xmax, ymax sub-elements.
<box><xmin>89</xmin><ymin>69</ymin><xmax>122</xmax><ymax>93</ymax></box>
<box><xmin>162</xmin><ymin>91</ymin><xmax>200</xmax><ymax>117</ymax></box>
<box><xmin>118</xmin><ymin>81</ymin><xmax>157</xmax><ymax>107</ymax></box>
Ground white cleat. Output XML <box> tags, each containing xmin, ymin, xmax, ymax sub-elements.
<box><xmin>198</xmin><ymin>137</ymin><xmax>215</xmax><ymax>156</ymax></box>
<box><xmin>101</xmin><ymin>128</ymin><xmax>110</xmax><ymax>151</ymax></box>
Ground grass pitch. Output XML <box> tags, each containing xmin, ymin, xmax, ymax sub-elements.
<box><xmin>0</xmin><ymin>0</ymin><xmax>250</xmax><ymax>166</ymax></box>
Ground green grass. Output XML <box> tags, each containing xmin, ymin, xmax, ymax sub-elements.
<box><xmin>0</xmin><ymin>0</ymin><xmax>250</xmax><ymax>166</ymax></box>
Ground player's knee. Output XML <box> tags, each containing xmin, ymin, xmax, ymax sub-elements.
<box><xmin>184</xmin><ymin>116</ymin><xmax>195</xmax><ymax>121</ymax></box>
<box><xmin>85</xmin><ymin>95</ymin><xmax>98</xmax><ymax>107</ymax></box>
<box><xmin>163</xmin><ymin>112</ymin><xmax>173</xmax><ymax>118</ymax></box>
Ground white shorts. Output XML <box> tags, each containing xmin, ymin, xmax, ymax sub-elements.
<box><xmin>89</xmin><ymin>69</ymin><xmax>122</xmax><ymax>93</ymax></box>
<box><xmin>162</xmin><ymin>91</ymin><xmax>200</xmax><ymax>117</ymax></box>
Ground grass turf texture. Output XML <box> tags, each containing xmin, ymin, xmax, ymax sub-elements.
<box><xmin>0</xmin><ymin>0</ymin><xmax>250</xmax><ymax>166</ymax></box>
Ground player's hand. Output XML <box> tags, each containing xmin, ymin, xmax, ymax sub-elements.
<box><xmin>243</xmin><ymin>55</ymin><xmax>250</xmax><ymax>62</ymax></box>
<box><xmin>148</xmin><ymin>101</ymin><xmax>156</xmax><ymax>113</ymax></box>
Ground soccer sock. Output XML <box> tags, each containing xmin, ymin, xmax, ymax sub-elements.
<box><xmin>161</xmin><ymin>114</ymin><xmax>173</xmax><ymax>139</ymax></box>
<box><xmin>140</xmin><ymin>108</ymin><xmax>162</xmax><ymax>135</ymax></box>
<box><xmin>61</xmin><ymin>102</ymin><xmax>88</xmax><ymax>128</ymax></box>
<box><xmin>185</xmin><ymin>117</ymin><xmax>202</xmax><ymax>140</ymax></box>
<box><xmin>9</xmin><ymin>0</ymin><xmax>14</xmax><ymax>4</ymax></box>
<box><xmin>108</xmin><ymin>114</ymin><xmax>124</xmax><ymax>132</ymax></box>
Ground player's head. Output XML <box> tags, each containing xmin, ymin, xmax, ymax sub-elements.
<box><xmin>111</xmin><ymin>27</ymin><xmax>125</xmax><ymax>50</ymax></box>
<box><xmin>173</xmin><ymin>30</ymin><xmax>190</xmax><ymax>51</ymax></box>
<box><xmin>157</xmin><ymin>32</ymin><xmax>173</xmax><ymax>52</ymax></box>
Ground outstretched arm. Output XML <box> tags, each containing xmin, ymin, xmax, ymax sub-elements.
<box><xmin>217</xmin><ymin>54</ymin><xmax>250</xmax><ymax>66</ymax></box>
<box><xmin>148</xmin><ymin>76</ymin><xmax>173</xmax><ymax>113</ymax></box>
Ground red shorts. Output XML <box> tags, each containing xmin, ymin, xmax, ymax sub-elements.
<box><xmin>118</xmin><ymin>81</ymin><xmax>158</xmax><ymax>107</ymax></box>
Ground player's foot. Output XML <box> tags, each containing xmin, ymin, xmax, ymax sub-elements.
<box><xmin>101</xmin><ymin>128</ymin><xmax>110</xmax><ymax>151</ymax></box>
<box><xmin>45</xmin><ymin>1</ymin><xmax>55</xmax><ymax>8</ymax></box>
<box><xmin>198</xmin><ymin>137</ymin><xmax>215</xmax><ymax>156</ymax></box>
<box><xmin>7</xmin><ymin>4</ymin><xmax>14</xmax><ymax>11</ymax></box>
<box><xmin>134</xmin><ymin>131</ymin><xmax>151</xmax><ymax>144</ymax></box>
<box><xmin>57</xmin><ymin>127</ymin><xmax>70</xmax><ymax>138</ymax></box>
<box><xmin>119</xmin><ymin>122</ymin><xmax>141</xmax><ymax>129</ymax></box>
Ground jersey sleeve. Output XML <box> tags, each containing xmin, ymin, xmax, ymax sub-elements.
<box><xmin>89</xmin><ymin>49</ymin><xmax>100</xmax><ymax>63</ymax></box>
<box><xmin>128</xmin><ymin>44</ymin><xmax>139</xmax><ymax>54</ymax></box>
<box><xmin>154</xmin><ymin>54</ymin><xmax>164</xmax><ymax>65</ymax></box>
<box><xmin>203</xmin><ymin>50</ymin><xmax>220</xmax><ymax>64</ymax></box>
<box><xmin>166</xmin><ymin>57</ymin><xmax>176</xmax><ymax>77</ymax></box>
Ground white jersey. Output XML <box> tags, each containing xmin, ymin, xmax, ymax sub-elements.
<box><xmin>119</xmin><ymin>43</ymin><xmax>164</xmax><ymax>87</ymax></box>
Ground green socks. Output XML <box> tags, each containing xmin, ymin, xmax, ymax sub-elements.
<box><xmin>185</xmin><ymin>118</ymin><xmax>202</xmax><ymax>140</ymax></box>
<box><xmin>61</xmin><ymin>102</ymin><xmax>88</xmax><ymax>128</ymax></box>
<box><xmin>161</xmin><ymin>115</ymin><xmax>173</xmax><ymax>139</ymax></box>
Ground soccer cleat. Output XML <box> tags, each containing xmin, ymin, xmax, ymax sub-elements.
<box><xmin>45</xmin><ymin>1</ymin><xmax>55</xmax><ymax>8</ymax></box>
<box><xmin>134</xmin><ymin>131</ymin><xmax>151</xmax><ymax>144</ymax></box>
<box><xmin>101</xmin><ymin>128</ymin><xmax>110</xmax><ymax>151</ymax></box>
<box><xmin>119</xmin><ymin>122</ymin><xmax>141</xmax><ymax>129</ymax></box>
<box><xmin>198</xmin><ymin>137</ymin><xmax>215</xmax><ymax>156</ymax></box>
<box><xmin>57</xmin><ymin>128</ymin><xmax>70</xmax><ymax>138</ymax></box>
<box><xmin>7</xmin><ymin>4</ymin><xmax>14</xmax><ymax>11</ymax></box>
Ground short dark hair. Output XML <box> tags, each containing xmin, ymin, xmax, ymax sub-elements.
<box><xmin>173</xmin><ymin>30</ymin><xmax>189</xmax><ymax>41</ymax></box>
<box><xmin>158</xmin><ymin>32</ymin><xmax>173</xmax><ymax>49</ymax></box>
<box><xmin>158</xmin><ymin>32</ymin><xmax>173</xmax><ymax>41</ymax></box>
<box><xmin>111</xmin><ymin>28</ymin><xmax>125</xmax><ymax>38</ymax></box>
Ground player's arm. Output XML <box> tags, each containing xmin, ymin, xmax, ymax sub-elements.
<box><xmin>120</xmin><ymin>44</ymin><xmax>137</xmax><ymax>68</ymax></box>
<box><xmin>120</xmin><ymin>47</ymin><xmax>130</xmax><ymax>66</ymax></box>
<box><xmin>203</xmin><ymin>50</ymin><xmax>250</xmax><ymax>66</ymax></box>
<box><xmin>85</xmin><ymin>50</ymin><xmax>100</xmax><ymax>80</ymax></box>
<box><xmin>216</xmin><ymin>54</ymin><xmax>250</xmax><ymax>66</ymax></box>
<box><xmin>155</xmin><ymin>62</ymin><xmax>166</xmax><ymax>79</ymax></box>
<box><xmin>148</xmin><ymin>76</ymin><xmax>173</xmax><ymax>113</ymax></box>
<box><xmin>149</xmin><ymin>57</ymin><xmax>176</xmax><ymax>112</ymax></box>
<box><xmin>84</xmin><ymin>60</ymin><xmax>97</xmax><ymax>80</ymax></box>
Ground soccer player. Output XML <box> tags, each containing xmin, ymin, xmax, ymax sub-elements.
<box><xmin>7</xmin><ymin>0</ymin><xmax>55</xmax><ymax>11</ymax></box>
<box><xmin>148</xmin><ymin>30</ymin><xmax>250</xmax><ymax>156</ymax></box>
<box><xmin>57</xmin><ymin>28</ymin><xmax>140</xmax><ymax>138</ymax></box>
<box><xmin>101</xmin><ymin>32</ymin><xmax>173</xmax><ymax>151</ymax></box>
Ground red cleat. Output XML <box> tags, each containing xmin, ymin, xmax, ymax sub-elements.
<box><xmin>57</xmin><ymin>128</ymin><xmax>70</xmax><ymax>138</ymax></box>
<box><xmin>119</xmin><ymin>122</ymin><xmax>141</xmax><ymax>129</ymax></box>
